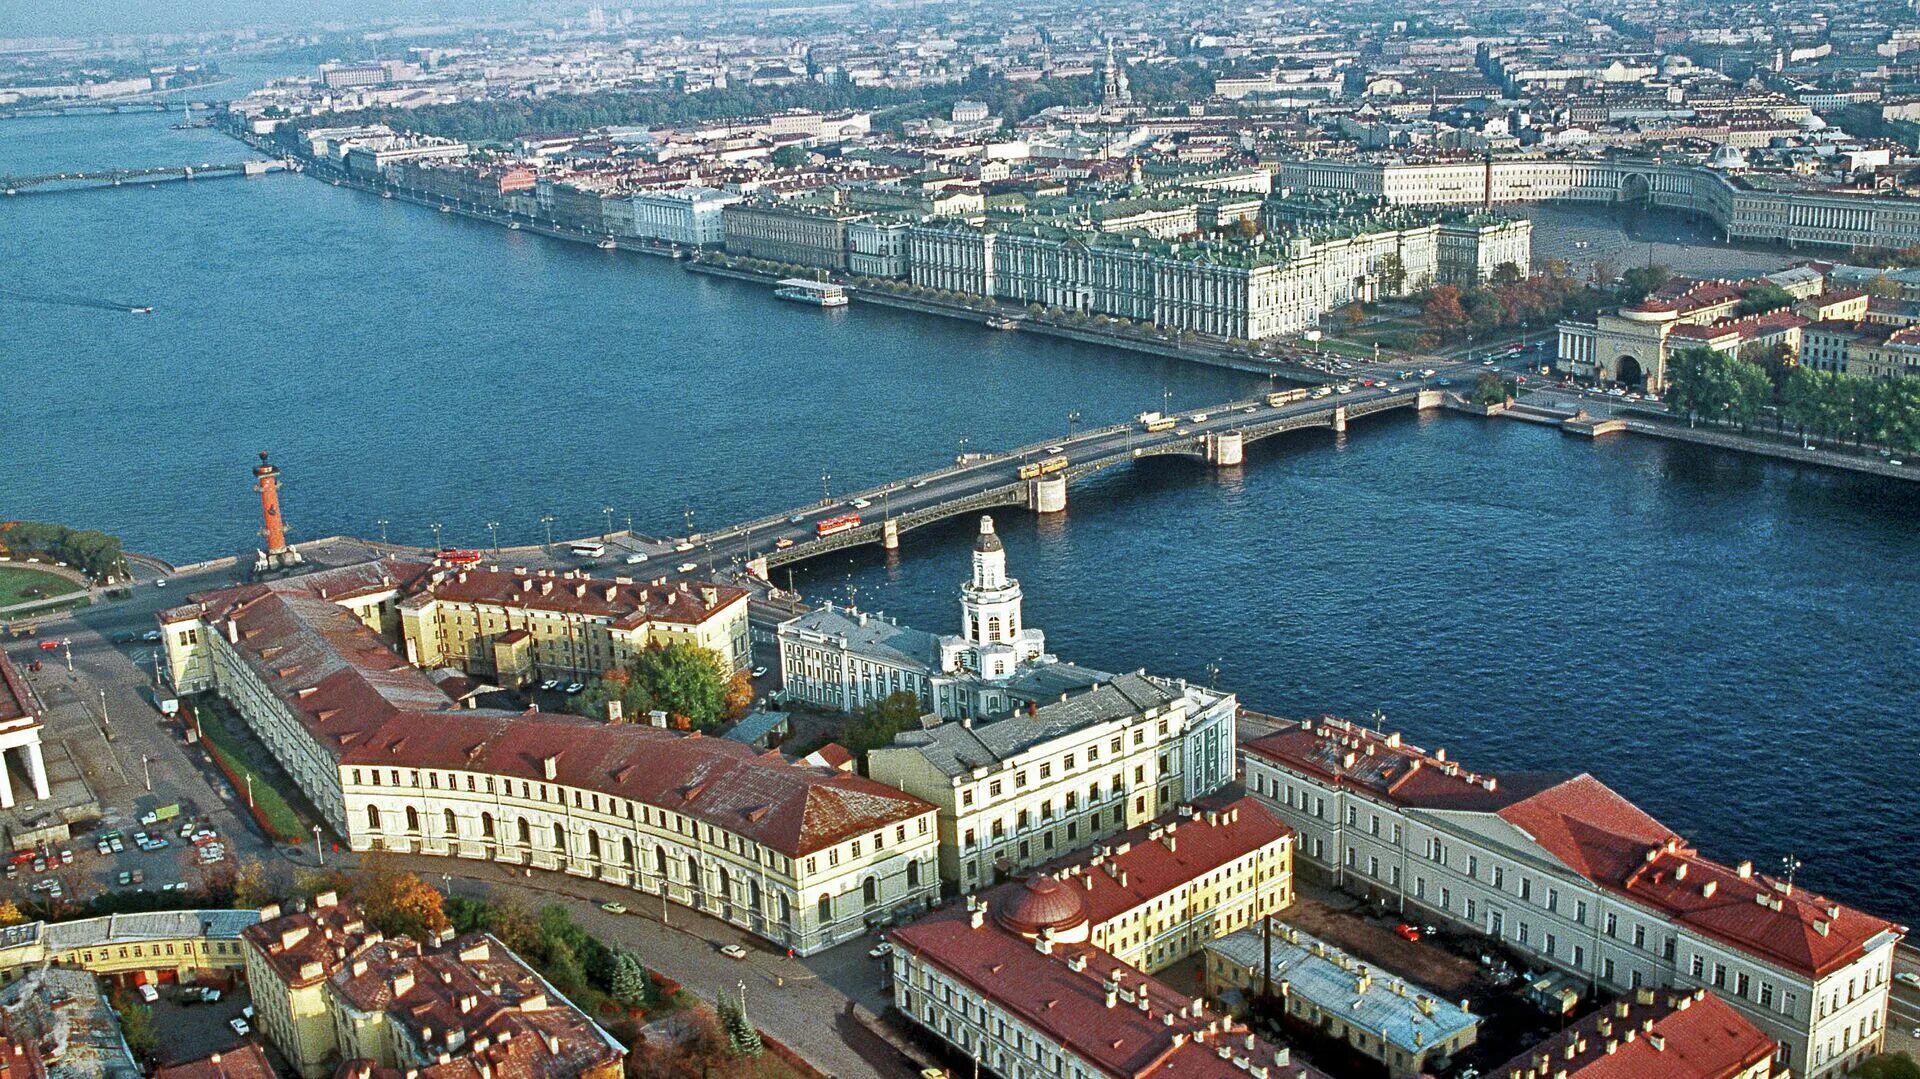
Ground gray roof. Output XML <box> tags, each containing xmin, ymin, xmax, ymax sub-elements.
<box><xmin>1001</xmin><ymin>660</ymin><xmax>1116</xmax><ymax>704</ymax></box>
<box><xmin>1206</xmin><ymin>927</ymin><xmax>1477</xmax><ymax>1055</ymax></box>
<box><xmin>41</xmin><ymin>909</ymin><xmax>260</xmax><ymax>952</ymax></box>
<box><xmin>884</xmin><ymin>672</ymin><xmax>1173</xmax><ymax>778</ymax></box>
<box><xmin>724</xmin><ymin>709</ymin><xmax>791</xmax><ymax>745</ymax></box>
<box><xmin>780</xmin><ymin>605</ymin><xmax>939</xmax><ymax>671</ymax></box>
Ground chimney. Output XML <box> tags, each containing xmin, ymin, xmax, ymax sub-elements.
<box><xmin>1701</xmin><ymin>880</ymin><xmax>1717</xmax><ymax>898</ymax></box>
<box><xmin>226</xmin><ymin>619</ymin><xmax>240</xmax><ymax>644</ymax></box>
<box><xmin>542</xmin><ymin>755</ymin><xmax>558</xmax><ymax>780</ymax></box>
<box><xmin>1105</xmin><ymin>982</ymin><xmax>1118</xmax><ymax>1008</ymax></box>
<box><xmin>1736</xmin><ymin>859</ymin><xmax>1753</xmax><ymax>878</ymax></box>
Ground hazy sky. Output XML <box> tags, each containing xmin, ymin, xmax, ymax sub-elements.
<box><xmin>1</xmin><ymin>0</ymin><xmax>535</xmax><ymax>39</ymax></box>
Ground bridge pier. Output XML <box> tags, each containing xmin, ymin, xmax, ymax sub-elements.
<box><xmin>1332</xmin><ymin>406</ymin><xmax>1348</xmax><ymax>434</ymax></box>
<box><xmin>1417</xmin><ymin>389</ymin><xmax>1445</xmax><ymax>411</ymax></box>
<box><xmin>1205</xmin><ymin>430</ymin><xmax>1244</xmax><ymax>467</ymax></box>
<box><xmin>746</xmin><ymin>555</ymin><xmax>769</xmax><ymax>580</ymax></box>
<box><xmin>882</xmin><ymin>517</ymin><xmax>900</xmax><ymax>550</ymax></box>
<box><xmin>1028</xmin><ymin>474</ymin><xmax>1067</xmax><ymax>514</ymax></box>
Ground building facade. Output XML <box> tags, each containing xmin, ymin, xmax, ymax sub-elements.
<box><xmin>1489</xmin><ymin>987</ymin><xmax>1777</xmax><ymax>1079</ymax></box>
<box><xmin>721</xmin><ymin>199</ymin><xmax>859</xmax><ymax>270</ymax></box>
<box><xmin>621</xmin><ymin>186</ymin><xmax>741</xmax><ymax>246</ymax></box>
<box><xmin>1241</xmin><ymin>717</ymin><xmax>1902</xmax><ymax>1078</ymax></box>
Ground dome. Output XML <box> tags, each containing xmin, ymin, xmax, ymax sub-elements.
<box><xmin>1800</xmin><ymin>114</ymin><xmax>1828</xmax><ymax>132</ymax></box>
<box><xmin>974</xmin><ymin>515</ymin><xmax>1004</xmax><ymax>554</ymax></box>
<box><xmin>1706</xmin><ymin>145</ymin><xmax>1749</xmax><ymax>171</ymax></box>
<box><xmin>994</xmin><ymin>874</ymin><xmax>1088</xmax><ymax>937</ymax></box>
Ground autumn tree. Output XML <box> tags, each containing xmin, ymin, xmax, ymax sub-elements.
<box><xmin>574</xmin><ymin>642</ymin><xmax>733</xmax><ymax>730</ymax></box>
<box><xmin>320</xmin><ymin>851</ymin><xmax>450</xmax><ymax>941</ymax></box>
<box><xmin>0</xmin><ymin>900</ymin><xmax>23</xmax><ymax>927</ymax></box>
<box><xmin>723</xmin><ymin>670</ymin><xmax>754</xmax><ymax>721</ymax></box>
<box><xmin>1421</xmin><ymin>286</ymin><xmax>1469</xmax><ymax>335</ymax></box>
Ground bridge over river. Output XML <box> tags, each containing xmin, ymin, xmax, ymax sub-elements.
<box><xmin>1</xmin><ymin>159</ymin><xmax>288</xmax><ymax>195</ymax></box>
<box><xmin>644</xmin><ymin>381</ymin><xmax>1457</xmax><ymax>582</ymax></box>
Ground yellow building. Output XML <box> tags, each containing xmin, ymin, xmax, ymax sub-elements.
<box><xmin>1051</xmin><ymin>796</ymin><xmax>1294</xmax><ymax>974</ymax></box>
<box><xmin>241</xmin><ymin>893</ymin><xmax>400</xmax><ymax>1079</ymax></box>
<box><xmin>398</xmin><ymin>565</ymin><xmax>751</xmax><ymax>685</ymax></box>
<box><xmin>0</xmin><ymin>909</ymin><xmax>259</xmax><ymax>988</ymax></box>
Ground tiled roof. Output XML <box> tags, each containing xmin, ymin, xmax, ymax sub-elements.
<box><xmin>779</xmin><ymin>604</ymin><xmax>939</xmax><ymax>670</ymax></box>
<box><xmin>343</xmin><ymin>711</ymin><xmax>932</xmax><ymax>857</ymax></box>
<box><xmin>887</xmin><ymin>673</ymin><xmax>1176</xmax><ymax>778</ymax></box>
<box><xmin>41</xmin><ymin>910</ymin><xmax>259</xmax><ymax>954</ymax></box>
<box><xmin>153</xmin><ymin>1043</ymin><xmax>277</xmax><ymax>1079</ymax></box>
<box><xmin>1245</xmin><ymin>719</ymin><xmax>1902</xmax><ymax>978</ymax></box>
<box><xmin>0</xmin><ymin>649</ymin><xmax>41</xmax><ymax>731</ymax></box>
<box><xmin>1042</xmin><ymin>797</ymin><xmax>1291</xmax><ymax>928</ymax></box>
<box><xmin>1490</xmin><ymin>988</ymin><xmax>1774</xmax><ymax>1079</ymax></box>
<box><xmin>242</xmin><ymin>896</ymin><xmax>399</xmax><ymax>989</ymax></box>
<box><xmin>402</xmin><ymin>566</ymin><xmax>747</xmax><ymax>630</ymax></box>
<box><xmin>892</xmin><ymin>898</ymin><xmax>1328</xmax><ymax>1079</ymax></box>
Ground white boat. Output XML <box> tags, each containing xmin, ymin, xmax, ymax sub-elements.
<box><xmin>986</xmin><ymin>316</ymin><xmax>1018</xmax><ymax>330</ymax></box>
<box><xmin>773</xmin><ymin>278</ymin><xmax>849</xmax><ymax>307</ymax></box>
<box><xmin>597</xmin><ymin>237</ymin><xmax>617</xmax><ymax>250</ymax></box>
<box><xmin>507</xmin><ymin>221</ymin><xmax>521</xmax><ymax>231</ymax></box>
<box><xmin>438</xmin><ymin>204</ymin><xmax>451</xmax><ymax>213</ymax></box>
<box><xmin>381</xmin><ymin>191</ymin><xmax>393</xmax><ymax>199</ymax></box>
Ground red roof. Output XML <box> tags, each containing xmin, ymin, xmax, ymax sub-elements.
<box><xmin>153</xmin><ymin>1043</ymin><xmax>278</xmax><ymax>1079</ymax></box>
<box><xmin>891</xmin><ymin>896</ymin><xmax>1328</xmax><ymax>1079</ymax></box>
<box><xmin>1041</xmin><ymin>797</ymin><xmax>1291</xmax><ymax>928</ymax></box>
<box><xmin>1246</xmin><ymin>719</ymin><xmax>1902</xmax><ymax>978</ymax></box>
<box><xmin>402</xmin><ymin>566</ymin><xmax>747</xmax><ymax>630</ymax></box>
<box><xmin>0</xmin><ymin>649</ymin><xmax>41</xmax><ymax>730</ymax></box>
<box><xmin>1490</xmin><ymin>988</ymin><xmax>1775</xmax><ymax>1079</ymax></box>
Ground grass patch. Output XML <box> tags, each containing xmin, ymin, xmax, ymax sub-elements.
<box><xmin>0</xmin><ymin>565</ymin><xmax>83</xmax><ymax>606</ymax></box>
<box><xmin>191</xmin><ymin>701</ymin><xmax>310</xmax><ymax>842</ymax></box>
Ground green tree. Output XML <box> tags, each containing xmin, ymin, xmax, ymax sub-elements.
<box><xmin>1615</xmin><ymin>264</ymin><xmax>1670</xmax><ymax>303</ymax></box>
<box><xmin>1852</xmin><ymin>1054</ymin><xmax>1920</xmax><ymax>1079</ymax></box>
<box><xmin>769</xmin><ymin>144</ymin><xmax>809</xmax><ymax>168</ymax></box>
<box><xmin>574</xmin><ymin>642</ymin><xmax>732</xmax><ymax>730</ymax></box>
<box><xmin>1469</xmin><ymin>372</ymin><xmax>1510</xmax><ymax>406</ymax></box>
<box><xmin>717</xmin><ymin>994</ymin><xmax>764</xmax><ymax>1057</ymax></box>
<box><xmin>609</xmin><ymin>950</ymin><xmax>650</xmax><ymax>1008</ymax></box>
<box><xmin>1734</xmin><ymin>282</ymin><xmax>1795</xmax><ymax>316</ymax></box>
<box><xmin>1862</xmin><ymin>274</ymin><xmax>1903</xmax><ymax>299</ymax></box>
<box><xmin>1377</xmin><ymin>253</ymin><xmax>1407</xmax><ymax>295</ymax></box>
<box><xmin>112</xmin><ymin>990</ymin><xmax>157</xmax><ymax>1061</ymax></box>
<box><xmin>840</xmin><ymin>691</ymin><xmax>927</xmax><ymax>765</ymax></box>
<box><xmin>1490</xmin><ymin>261</ymin><xmax>1525</xmax><ymax>287</ymax></box>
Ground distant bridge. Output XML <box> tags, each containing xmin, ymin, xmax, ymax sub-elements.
<box><xmin>1</xmin><ymin>159</ymin><xmax>288</xmax><ymax>195</ymax></box>
<box><xmin>0</xmin><ymin>100</ymin><xmax>228</xmax><ymax>121</ymax></box>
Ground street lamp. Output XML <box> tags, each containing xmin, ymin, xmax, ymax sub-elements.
<box><xmin>540</xmin><ymin>514</ymin><xmax>556</xmax><ymax>554</ymax></box>
<box><xmin>313</xmin><ymin>824</ymin><xmax>325</xmax><ymax>866</ymax></box>
<box><xmin>61</xmin><ymin>638</ymin><xmax>72</xmax><ymax>673</ymax></box>
<box><xmin>245</xmin><ymin>773</ymin><xmax>254</xmax><ymax>809</ymax></box>
<box><xmin>375</xmin><ymin>517</ymin><xmax>389</xmax><ymax>545</ymax></box>
<box><xmin>1067</xmin><ymin>410</ymin><xmax>1081</xmax><ymax>440</ymax></box>
<box><xmin>485</xmin><ymin>520</ymin><xmax>501</xmax><ymax>553</ymax></box>
<box><xmin>141</xmin><ymin>754</ymin><xmax>151</xmax><ymax>792</ymax></box>
<box><xmin>601</xmin><ymin>505</ymin><xmax>615</xmax><ymax>540</ymax></box>
<box><xmin>430</xmin><ymin>521</ymin><xmax>443</xmax><ymax>552</ymax></box>
<box><xmin>820</xmin><ymin>472</ymin><xmax>832</xmax><ymax>503</ymax></box>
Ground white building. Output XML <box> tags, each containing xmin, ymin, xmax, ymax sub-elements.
<box><xmin>1241</xmin><ymin>717</ymin><xmax>1902</xmax><ymax>1078</ymax></box>
<box><xmin>0</xmin><ymin>651</ymin><xmax>50</xmax><ymax>810</ymax></box>
<box><xmin>620</xmin><ymin>186</ymin><xmax>740</xmax><ymax>247</ymax></box>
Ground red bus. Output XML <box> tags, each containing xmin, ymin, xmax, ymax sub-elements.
<box><xmin>815</xmin><ymin>513</ymin><xmax>862</xmax><ymax>537</ymax></box>
<box><xmin>437</xmin><ymin>548</ymin><xmax>483</xmax><ymax>565</ymax></box>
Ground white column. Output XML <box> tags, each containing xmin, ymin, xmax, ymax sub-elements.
<box><xmin>0</xmin><ymin>751</ymin><xmax>13</xmax><ymax>809</ymax></box>
<box><xmin>25</xmin><ymin>741</ymin><xmax>48</xmax><ymax>801</ymax></box>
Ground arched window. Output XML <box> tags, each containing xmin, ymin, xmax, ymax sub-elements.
<box><xmin>779</xmin><ymin>895</ymin><xmax>793</xmax><ymax>925</ymax></box>
<box><xmin>907</xmin><ymin>860</ymin><xmax>921</xmax><ymax>889</ymax></box>
<box><xmin>654</xmin><ymin>846</ymin><xmax>669</xmax><ymax>878</ymax></box>
<box><xmin>686</xmin><ymin>854</ymin><xmax>701</xmax><ymax>891</ymax></box>
<box><xmin>623</xmin><ymin>837</ymin><xmax>636</xmax><ymax>866</ymax></box>
<box><xmin>517</xmin><ymin>818</ymin><xmax>532</xmax><ymax>847</ymax></box>
<box><xmin>480</xmin><ymin>812</ymin><xmax>495</xmax><ymax>840</ymax></box>
<box><xmin>749</xmin><ymin>879</ymin><xmax>763</xmax><ymax>909</ymax></box>
<box><xmin>443</xmin><ymin>809</ymin><xmax>457</xmax><ymax>837</ymax></box>
<box><xmin>587</xmin><ymin>831</ymin><xmax>601</xmax><ymax>860</ymax></box>
<box><xmin>366</xmin><ymin>805</ymin><xmax>382</xmax><ymax>832</ymax></box>
<box><xmin>862</xmin><ymin>877</ymin><xmax>879</xmax><ymax>907</ymax></box>
<box><xmin>717</xmin><ymin>866</ymin><xmax>732</xmax><ymax>898</ymax></box>
<box><xmin>817</xmin><ymin>893</ymin><xmax>833</xmax><ymax>925</ymax></box>
<box><xmin>553</xmin><ymin>823</ymin><xmax>567</xmax><ymax>852</ymax></box>
<box><xmin>986</xmin><ymin>615</ymin><xmax>1001</xmax><ymax>641</ymax></box>
<box><xmin>404</xmin><ymin>806</ymin><xmax>420</xmax><ymax>834</ymax></box>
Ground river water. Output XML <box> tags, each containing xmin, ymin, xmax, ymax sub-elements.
<box><xmin>5</xmin><ymin>110</ymin><xmax>1918</xmax><ymax>924</ymax></box>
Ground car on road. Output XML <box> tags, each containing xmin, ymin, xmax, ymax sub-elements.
<box><xmin>599</xmin><ymin>901</ymin><xmax>628</xmax><ymax>915</ymax></box>
<box><xmin>868</xmin><ymin>941</ymin><xmax>893</xmax><ymax>959</ymax></box>
<box><xmin>1420</xmin><ymin>368</ymin><xmax>1436</xmax><ymax>377</ymax></box>
<box><xmin>775</xmin><ymin>537</ymin><xmax>794</xmax><ymax>549</ymax></box>
<box><xmin>539</xmin><ymin>679</ymin><xmax>560</xmax><ymax>691</ymax></box>
<box><xmin>1189</xmin><ymin>413</ymin><xmax>1209</xmax><ymax>422</ymax></box>
<box><xmin>153</xmin><ymin>579</ymin><xmax>167</xmax><ymax>588</ymax></box>
<box><xmin>564</xmin><ymin>682</ymin><xmax>585</xmax><ymax>695</ymax></box>
<box><xmin>1241</xmin><ymin>406</ymin><xmax>1256</xmax><ymax>414</ymax></box>
<box><xmin>849</xmin><ymin>498</ymin><xmax>872</xmax><ymax>509</ymax></box>
<box><xmin>111</xmin><ymin>631</ymin><xmax>137</xmax><ymax>644</ymax></box>
<box><xmin>164</xmin><ymin>881</ymin><xmax>190</xmax><ymax>892</ymax></box>
<box><xmin>676</xmin><ymin>562</ymin><xmax>699</xmax><ymax>573</ymax></box>
<box><xmin>910</xmin><ymin>479</ymin><xmax>929</xmax><ymax>489</ymax></box>
<box><xmin>1897</xmin><ymin>971</ymin><xmax>1920</xmax><ymax>989</ymax></box>
<box><xmin>141</xmin><ymin>630</ymin><xmax>163</xmax><ymax>642</ymax></box>
<box><xmin>625</xmin><ymin>553</ymin><xmax>648</xmax><ymax>564</ymax></box>
<box><xmin>229</xmin><ymin>1017</ymin><xmax>250</xmax><ymax>1037</ymax></box>
<box><xmin>788</xmin><ymin>514</ymin><xmax>807</xmax><ymax>524</ymax></box>
<box><xmin>718</xmin><ymin>944</ymin><xmax>748</xmax><ymax>960</ymax></box>
<box><xmin>138</xmin><ymin>983</ymin><xmax>159</xmax><ymax>1003</ymax></box>
<box><xmin>673</xmin><ymin>541</ymin><xmax>695</xmax><ymax>552</ymax></box>
<box><xmin>750</xmin><ymin>666</ymin><xmax>767</xmax><ymax>678</ymax></box>
<box><xmin>1394</xmin><ymin>923</ymin><xmax>1422</xmax><ymax>942</ymax></box>
<box><xmin>117</xmin><ymin>871</ymin><xmax>133</xmax><ymax>886</ymax></box>
<box><xmin>1045</xmin><ymin>444</ymin><xmax>1064</xmax><ymax>453</ymax></box>
<box><xmin>1174</xmin><ymin>428</ymin><xmax>1190</xmax><ymax>436</ymax></box>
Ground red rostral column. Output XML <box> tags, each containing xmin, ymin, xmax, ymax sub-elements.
<box><xmin>254</xmin><ymin>452</ymin><xmax>289</xmax><ymax>554</ymax></box>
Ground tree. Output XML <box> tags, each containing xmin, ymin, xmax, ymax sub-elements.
<box><xmin>723</xmin><ymin>670</ymin><xmax>754</xmax><ymax>721</ymax></box>
<box><xmin>609</xmin><ymin>950</ymin><xmax>650</xmax><ymax>1008</ymax></box>
<box><xmin>769</xmin><ymin>144</ymin><xmax>809</xmax><ymax>168</ymax></box>
<box><xmin>718</xmin><ymin>994</ymin><xmax>764</xmax><ymax>1057</ymax></box>
<box><xmin>1338</xmin><ymin>301</ymin><xmax>1366</xmax><ymax>328</ymax></box>
<box><xmin>322</xmin><ymin>851</ymin><xmax>449</xmax><ymax>941</ymax></box>
<box><xmin>112</xmin><ymin>990</ymin><xmax>157</xmax><ymax>1061</ymax></box>
<box><xmin>1421</xmin><ymin>286</ymin><xmax>1469</xmax><ymax>335</ymax></box>
<box><xmin>0</xmin><ymin>900</ymin><xmax>23</xmax><ymax>927</ymax></box>
<box><xmin>840</xmin><ymin>691</ymin><xmax>927</xmax><ymax>765</ymax></box>
<box><xmin>1490</xmin><ymin>261</ymin><xmax>1525</xmax><ymax>287</ymax></box>
<box><xmin>574</xmin><ymin>642</ymin><xmax>733</xmax><ymax>730</ymax></box>
<box><xmin>230</xmin><ymin>859</ymin><xmax>275</xmax><ymax>909</ymax></box>
<box><xmin>1735</xmin><ymin>283</ymin><xmax>1794</xmax><ymax>316</ymax></box>
<box><xmin>1377</xmin><ymin>253</ymin><xmax>1407</xmax><ymax>296</ymax></box>
<box><xmin>1862</xmin><ymin>274</ymin><xmax>1903</xmax><ymax>299</ymax></box>
<box><xmin>1469</xmin><ymin>372</ymin><xmax>1510</xmax><ymax>406</ymax></box>
<box><xmin>1616</xmin><ymin>264</ymin><xmax>1670</xmax><ymax>303</ymax></box>
<box><xmin>1853</xmin><ymin>1055</ymin><xmax>1920</xmax><ymax>1079</ymax></box>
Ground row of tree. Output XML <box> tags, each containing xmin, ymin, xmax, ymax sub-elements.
<box><xmin>0</xmin><ymin>520</ymin><xmax>128</xmax><ymax>582</ymax></box>
<box><xmin>1662</xmin><ymin>345</ymin><xmax>1920</xmax><ymax>453</ymax></box>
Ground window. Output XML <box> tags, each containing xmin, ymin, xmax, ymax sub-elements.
<box><xmin>1691</xmin><ymin>955</ymin><xmax>1705</xmax><ymax>978</ymax></box>
<box><xmin>818</xmin><ymin>894</ymin><xmax>833</xmax><ymax>924</ymax></box>
<box><xmin>1605</xmin><ymin>912</ymin><xmax>1618</xmax><ymax>937</ymax></box>
<box><xmin>443</xmin><ymin>809</ymin><xmax>457</xmax><ymax>837</ymax></box>
<box><xmin>405</xmin><ymin>806</ymin><xmax>420</xmax><ymax>833</ymax></box>
<box><xmin>366</xmin><ymin>805</ymin><xmax>382</xmax><ymax>831</ymax></box>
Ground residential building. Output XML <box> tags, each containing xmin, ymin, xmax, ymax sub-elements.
<box><xmin>620</xmin><ymin>186</ymin><xmax>741</xmax><ymax>246</ymax></box>
<box><xmin>889</xmin><ymin>877</ymin><xmax>1330</xmax><ymax>1079</ymax></box>
<box><xmin>397</xmin><ymin>565</ymin><xmax>752</xmax><ymax>683</ymax></box>
<box><xmin>1241</xmin><ymin>717</ymin><xmax>1902</xmax><ymax>1078</ymax></box>
<box><xmin>242</xmin><ymin>893</ymin><xmax>398</xmax><ymax>1079</ymax></box>
<box><xmin>0</xmin><ymin>967</ymin><xmax>140</xmax><ymax>1079</ymax></box>
<box><xmin>1490</xmin><ymin>987</ymin><xmax>1777</xmax><ymax>1079</ymax></box>
<box><xmin>1556</xmin><ymin>272</ymin><xmax>1829</xmax><ymax>390</ymax></box>
<box><xmin>327</xmin><ymin>933</ymin><xmax>624</xmax><ymax>1079</ymax></box>
<box><xmin>1043</xmin><ymin>796</ymin><xmax>1294</xmax><ymax>974</ymax></box>
<box><xmin>0</xmin><ymin>909</ymin><xmax>260</xmax><ymax>986</ymax></box>
<box><xmin>1204</xmin><ymin>924</ymin><xmax>1479</xmax><ymax>1078</ymax></box>
<box><xmin>166</xmin><ymin>559</ymin><xmax>937</xmax><ymax>956</ymax></box>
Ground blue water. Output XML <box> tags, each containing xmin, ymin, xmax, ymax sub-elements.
<box><xmin>6</xmin><ymin>112</ymin><xmax>1918</xmax><ymax>924</ymax></box>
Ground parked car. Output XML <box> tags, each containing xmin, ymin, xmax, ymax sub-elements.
<box><xmin>564</xmin><ymin>683</ymin><xmax>585</xmax><ymax>695</ymax></box>
<box><xmin>229</xmin><ymin>1017</ymin><xmax>250</xmax><ymax>1037</ymax></box>
<box><xmin>868</xmin><ymin>941</ymin><xmax>893</xmax><ymax>959</ymax></box>
<box><xmin>1896</xmin><ymin>971</ymin><xmax>1920</xmax><ymax>989</ymax></box>
<box><xmin>599</xmin><ymin>901</ymin><xmax>628</xmax><ymax>915</ymax></box>
<box><xmin>676</xmin><ymin>562</ymin><xmax>698</xmax><ymax>573</ymax></box>
<box><xmin>750</xmin><ymin>667</ymin><xmax>768</xmax><ymax>678</ymax></box>
<box><xmin>625</xmin><ymin>553</ymin><xmax>648</xmax><ymax>564</ymax></box>
<box><xmin>539</xmin><ymin>679</ymin><xmax>560</xmax><ymax>691</ymax></box>
<box><xmin>1394</xmin><ymin>923</ymin><xmax>1422</xmax><ymax>942</ymax></box>
<box><xmin>719</xmin><ymin>944</ymin><xmax>748</xmax><ymax>960</ymax></box>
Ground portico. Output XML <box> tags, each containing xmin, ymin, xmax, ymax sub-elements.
<box><xmin>0</xmin><ymin>652</ymin><xmax>50</xmax><ymax>809</ymax></box>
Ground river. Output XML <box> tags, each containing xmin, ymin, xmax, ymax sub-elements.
<box><xmin>4</xmin><ymin>109</ymin><xmax>1918</xmax><ymax>924</ymax></box>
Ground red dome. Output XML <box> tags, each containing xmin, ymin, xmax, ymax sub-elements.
<box><xmin>995</xmin><ymin>875</ymin><xmax>1088</xmax><ymax>937</ymax></box>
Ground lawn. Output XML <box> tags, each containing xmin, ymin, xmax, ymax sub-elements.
<box><xmin>0</xmin><ymin>565</ymin><xmax>83</xmax><ymax>607</ymax></box>
<box><xmin>190</xmin><ymin>701</ymin><xmax>311</xmax><ymax>842</ymax></box>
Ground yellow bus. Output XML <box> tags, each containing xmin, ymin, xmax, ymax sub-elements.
<box><xmin>1144</xmin><ymin>418</ymin><xmax>1177</xmax><ymax>432</ymax></box>
<box><xmin>1266</xmin><ymin>388</ymin><xmax>1309</xmax><ymax>406</ymax></box>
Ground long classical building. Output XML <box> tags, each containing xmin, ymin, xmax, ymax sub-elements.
<box><xmin>1241</xmin><ymin>716</ymin><xmax>1903</xmax><ymax>1079</ymax></box>
<box><xmin>907</xmin><ymin>210</ymin><xmax>1528</xmax><ymax>340</ymax></box>
<box><xmin>162</xmin><ymin>559</ymin><xmax>939</xmax><ymax>955</ymax></box>
<box><xmin>1276</xmin><ymin>157</ymin><xmax>1920</xmax><ymax>251</ymax></box>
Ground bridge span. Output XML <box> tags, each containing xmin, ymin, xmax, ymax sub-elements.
<box><xmin>650</xmin><ymin>383</ymin><xmax>1450</xmax><ymax>581</ymax></box>
<box><xmin>1</xmin><ymin>159</ymin><xmax>288</xmax><ymax>195</ymax></box>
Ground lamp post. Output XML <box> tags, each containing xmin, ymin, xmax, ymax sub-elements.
<box><xmin>430</xmin><ymin>521</ymin><xmax>443</xmax><ymax>553</ymax></box>
<box><xmin>375</xmin><ymin>517</ymin><xmax>389</xmax><ymax>545</ymax></box>
<box><xmin>62</xmin><ymin>638</ymin><xmax>72</xmax><ymax>673</ymax></box>
<box><xmin>313</xmin><ymin>824</ymin><xmax>325</xmax><ymax>866</ymax></box>
<box><xmin>1066</xmin><ymin>410</ymin><xmax>1081</xmax><ymax>440</ymax></box>
<box><xmin>245</xmin><ymin>773</ymin><xmax>254</xmax><ymax>809</ymax></box>
<box><xmin>141</xmin><ymin>754</ymin><xmax>151</xmax><ymax>792</ymax></box>
<box><xmin>540</xmin><ymin>514</ymin><xmax>555</xmax><ymax>555</ymax></box>
<box><xmin>485</xmin><ymin>520</ymin><xmax>501</xmax><ymax>553</ymax></box>
<box><xmin>601</xmin><ymin>505</ymin><xmax>615</xmax><ymax>540</ymax></box>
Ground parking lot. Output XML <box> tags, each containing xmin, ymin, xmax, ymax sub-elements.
<box><xmin>4</xmin><ymin>804</ymin><xmax>238</xmax><ymax>912</ymax></box>
<box><xmin>146</xmin><ymin>982</ymin><xmax>267</xmax><ymax>1069</ymax></box>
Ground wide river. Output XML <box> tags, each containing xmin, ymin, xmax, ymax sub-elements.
<box><xmin>5</xmin><ymin>110</ymin><xmax>1917</xmax><ymax>925</ymax></box>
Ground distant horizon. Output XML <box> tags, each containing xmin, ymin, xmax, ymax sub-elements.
<box><xmin>0</xmin><ymin>0</ymin><xmax>553</xmax><ymax>40</ymax></box>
